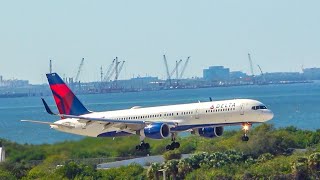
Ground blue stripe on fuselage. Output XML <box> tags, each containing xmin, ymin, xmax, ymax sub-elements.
<box><xmin>171</xmin><ymin>122</ymin><xmax>252</xmax><ymax>132</ymax></box>
<box><xmin>97</xmin><ymin>131</ymin><xmax>132</xmax><ymax>137</ymax></box>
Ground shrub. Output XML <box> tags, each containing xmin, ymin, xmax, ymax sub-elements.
<box><xmin>163</xmin><ymin>150</ymin><xmax>181</xmax><ymax>161</ymax></box>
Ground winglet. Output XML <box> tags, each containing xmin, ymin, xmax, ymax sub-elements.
<box><xmin>41</xmin><ymin>98</ymin><xmax>55</xmax><ymax>115</ymax></box>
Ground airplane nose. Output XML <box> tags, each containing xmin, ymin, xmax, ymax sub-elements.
<box><xmin>265</xmin><ymin>110</ymin><xmax>274</xmax><ymax>120</ymax></box>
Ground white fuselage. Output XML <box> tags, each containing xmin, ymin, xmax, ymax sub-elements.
<box><xmin>51</xmin><ymin>99</ymin><xmax>274</xmax><ymax>138</ymax></box>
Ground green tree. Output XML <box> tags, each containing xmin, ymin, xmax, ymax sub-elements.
<box><xmin>0</xmin><ymin>169</ymin><xmax>15</xmax><ymax>180</ymax></box>
<box><xmin>163</xmin><ymin>150</ymin><xmax>181</xmax><ymax>162</ymax></box>
<box><xmin>257</xmin><ymin>153</ymin><xmax>274</xmax><ymax>163</ymax></box>
<box><xmin>0</xmin><ymin>161</ymin><xmax>31</xmax><ymax>179</ymax></box>
<box><xmin>99</xmin><ymin>163</ymin><xmax>145</xmax><ymax>180</ymax></box>
<box><xmin>55</xmin><ymin>161</ymin><xmax>98</xmax><ymax>179</ymax></box>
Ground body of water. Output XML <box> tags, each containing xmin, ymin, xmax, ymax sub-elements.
<box><xmin>0</xmin><ymin>82</ymin><xmax>319</xmax><ymax>144</ymax></box>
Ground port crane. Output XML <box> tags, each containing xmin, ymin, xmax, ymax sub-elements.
<box><xmin>113</xmin><ymin>59</ymin><xmax>125</xmax><ymax>88</ymax></box>
<box><xmin>248</xmin><ymin>53</ymin><xmax>254</xmax><ymax>77</ymax></box>
<box><xmin>102</xmin><ymin>57</ymin><xmax>125</xmax><ymax>89</ymax></box>
<box><xmin>179</xmin><ymin>56</ymin><xmax>190</xmax><ymax>79</ymax></box>
<box><xmin>75</xmin><ymin>58</ymin><xmax>85</xmax><ymax>83</ymax></box>
<box><xmin>257</xmin><ymin>65</ymin><xmax>266</xmax><ymax>84</ymax></box>
<box><xmin>163</xmin><ymin>55</ymin><xmax>172</xmax><ymax>86</ymax></box>
<box><xmin>170</xmin><ymin>60</ymin><xmax>182</xmax><ymax>79</ymax></box>
<box><xmin>114</xmin><ymin>60</ymin><xmax>125</xmax><ymax>81</ymax></box>
<box><xmin>103</xmin><ymin>59</ymin><xmax>116</xmax><ymax>82</ymax></box>
<box><xmin>49</xmin><ymin>60</ymin><xmax>53</xmax><ymax>74</ymax></box>
<box><xmin>163</xmin><ymin>55</ymin><xmax>190</xmax><ymax>87</ymax></box>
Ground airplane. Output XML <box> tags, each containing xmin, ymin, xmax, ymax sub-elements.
<box><xmin>22</xmin><ymin>73</ymin><xmax>274</xmax><ymax>151</ymax></box>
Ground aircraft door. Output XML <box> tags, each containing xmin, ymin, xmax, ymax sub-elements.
<box><xmin>240</xmin><ymin>103</ymin><xmax>245</xmax><ymax>115</ymax></box>
<box><xmin>195</xmin><ymin>109</ymin><xmax>200</xmax><ymax>119</ymax></box>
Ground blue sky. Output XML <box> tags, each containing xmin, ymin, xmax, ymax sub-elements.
<box><xmin>0</xmin><ymin>0</ymin><xmax>319</xmax><ymax>84</ymax></box>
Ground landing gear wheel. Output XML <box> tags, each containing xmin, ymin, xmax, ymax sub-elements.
<box><xmin>143</xmin><ymin>143</ymin><xmax>150</xmax><ymax>150</ymax></box>
<box><xmin>166</xmin><ymin>133</ymin><xmax>180</xmax><ymax>151</ymax></box>
<box><xmin>241</xmin><ymin>135</ymin><xmax>249</xmax><ymax>141</ymax></box>
<box><xmin>136</xmin><ymin>142</ymin><xmax>150</xmax><ymax>151</ymax></box>
<box><xmin>166</xmin><ymin>145</ymin><xmax>174</xmax><ymax>151</ymax></box>
<box><xmin>172</xmin><ymin>142</ymin><xmax>180</xmax><ymax>149</ymax></box>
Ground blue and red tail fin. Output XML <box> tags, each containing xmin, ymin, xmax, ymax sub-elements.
<box><xmin>46</xmin><ymin>73</ymin><xmax>90</xmax><ymax>116</ymax></box>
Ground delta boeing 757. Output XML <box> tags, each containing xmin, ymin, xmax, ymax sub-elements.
<box><xmin>22</xmin><ymin>73</ymin><xmax>274</xmax><ymax>150</ymax></box>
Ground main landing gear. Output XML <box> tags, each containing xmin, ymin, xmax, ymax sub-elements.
<box><xmin>241</xmin><ymin>123</ymin><xmax>251</xmax><ymax>142</ymax></box>
<box><xmin>136</xmin><ymin>136</ymin><xmax>150</xmax><ymax>151</ymax></box>
<box><xmin>166</xmin><ymin>133</ymin><xmax>180</xmax><ymax>151</ymax></box>
<box><xmin>136</xmin><ymin>141</ymin><xmax>150</xmax><ymax>151</ymax></box>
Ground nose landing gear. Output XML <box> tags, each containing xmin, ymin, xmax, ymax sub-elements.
<box><xmin>241</xmin><ymin>123</ymin><xmax>251</xmax><ymax>141</ymax></box>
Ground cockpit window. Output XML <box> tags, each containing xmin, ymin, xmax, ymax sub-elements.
<box><xmin>260</xmin><ymin>106</ymin><xmax>267</xmax><ymax>109</ymax></box>
<box><xmin>252</xmin><ymin>105</ymin><xmax>267</xmax><ymax>110</ymax></box>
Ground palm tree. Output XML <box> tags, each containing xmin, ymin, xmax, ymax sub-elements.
<box><xmin>308</xmin><ymin>152</ymin><xmax>320</xmax><ymax>178</ymax></box>
<box><xmin>147</xmin><ymin>163</ymin><xmax>161</xmax><ymax>180</ymax></box>
<box><xmin>177</xmin><ymin>158</ymin><xmax>192</xmax><ymax>179</ymax></box>
<box><xmin>291</xmin><ymin>157</ymin><xmax>308</xmax><ymax>179</ymax></box>
<box><xmin>164</xmin><ymin>160</ymin><xmax>179</xmax><ymax>180</ymax></box>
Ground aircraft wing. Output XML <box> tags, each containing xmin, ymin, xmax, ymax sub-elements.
<box><xmin>61</xmin><ymin>114</ymin><xmax>146</xmax><ymax>125</ymax></box>
<box><xmin>41</xmin><ymin>98</ymin><xmax>180</xmax><ymax>126</ymax></box>
<box><xmin>58</xmin><ymin>114</ymin><xmax>181</xmax><ymax>127</ymax></box>
<box><xmin>21</xmin><ymin>120</ymin><xmax>74</xmax><ymax>128</ymax></box>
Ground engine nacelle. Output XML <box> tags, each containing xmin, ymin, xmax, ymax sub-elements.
<box><xmin>142</xmin><ymin>123</ymin><xmax>170</xmax><ymax>139</ymax></box>
<box><xmin>192</xmin><ymin>126</ymin><xmax>224</xmax><ymax>138</ymax></box>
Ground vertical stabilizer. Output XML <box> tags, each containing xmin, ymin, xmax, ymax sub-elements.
<box><xmin>46</xmin><ymin>73</ymin><xmax>90</xmax><ymax>115</ymax></box>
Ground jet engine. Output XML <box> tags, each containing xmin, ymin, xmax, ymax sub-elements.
<box><xmin>141</xmin><ymin>123</ymin><xmax>170</xmax><ymax>139</ymax></box>
<box><xmin>191</xmin><ymin>126</ymin><xmax>224</xmax><ymax>138</ymax></box>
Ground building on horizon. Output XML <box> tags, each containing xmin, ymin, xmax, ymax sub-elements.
<box><xmin>0</xmin><ymin>79</ymin><xmax>29</xmax><ymax>88</ymax></box>
<box><xmin>303</xmin><ymin>67</ymin><xmax>320</xmax><ymax>80</ymax></box>
<box><xmin>230</xmin><ymin>71</ymin><xmax>248</xmax><ymax>80</ymax></box>
<box><xmin>203</xmin><ymin>66</ymin><xmax>230</xmax><ymax>81</ymax></box>
<box><xmin>264</xmin><ymin>72</ymin><xmax>303</xmax><ymax>81</ymax></box>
